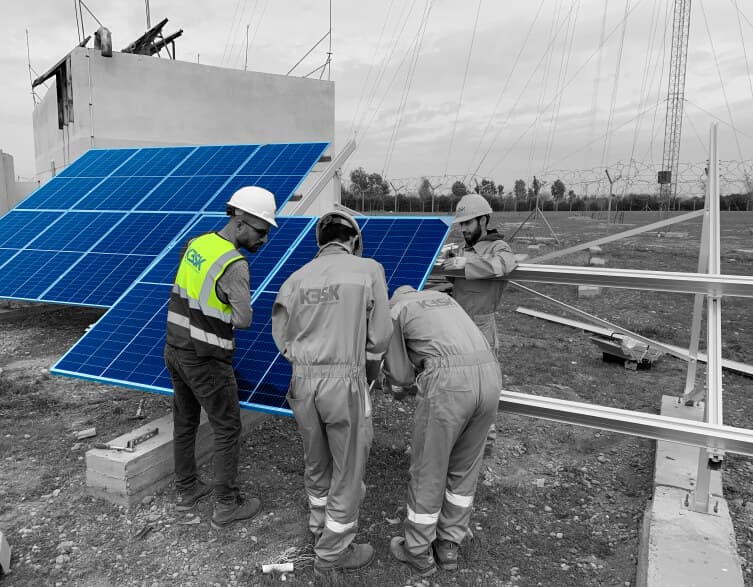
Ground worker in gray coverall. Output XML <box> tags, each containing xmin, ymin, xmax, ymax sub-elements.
<box><xmin>384</xmin><ymin>285</ymin><xmax>501</xmax><ymax>576</ymax></box>
<box><xmin>442</xmin><ymin>193</ymin><xmax>517</xmax><ymax>456</ymax></box>
<box><xmin>271</xmin><ymin>210</ymin><xmax>392</xmax><ymax>577</ymax></box>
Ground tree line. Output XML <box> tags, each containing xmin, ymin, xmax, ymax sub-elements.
<box><xmin>342</xmin><ymin>168</ymin><xmax>753</xmax><ymax>213</ymax></box>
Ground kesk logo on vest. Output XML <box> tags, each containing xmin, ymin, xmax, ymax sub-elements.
<box><xmin>185</xmin><ymin>248</ymin><xmax>206</xmax><ymax>271</ymax></box>
<box><xmin>300</xmin><ymin>285</ymin><xmax>340</xmax><ymax>305</ymax></box>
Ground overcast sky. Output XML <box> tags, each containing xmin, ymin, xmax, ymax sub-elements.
<box><xmin>2</xmin><ymin>0</ymin><xmax>752</xmax><ymax>194</ymax></box>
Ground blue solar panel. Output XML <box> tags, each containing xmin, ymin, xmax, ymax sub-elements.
<box><xmin>0</xmin><ymin>250</ymin><xmax>83</xmax><ymax>299</ymax></box>
<box><xmin>52</xmin><ymin>217</ymin><xmax>450</xmax><ymax>416</ymax></box>
<box><xmin>92</xmin><ymin>213</ymin><xmax>195</xmax><ymax>255</ymax></box>
<box><xmin>16</xmin><ymin>178</ymin><xmax>104</xmax><ymax>210</ymax></box>
<box><xmin>27</xmin><ymin>211</ymin><xmax>123</xmax><ymax>251</ymax></box>
<box><xmin>113</xmin><ymin>147</ymin><xmax>195</xmax><ymax>177</ymax></box>
<box><xmin>56</xmin><ymin>148</ymin><xmax>138</xmax><ymax>178</ymax></box>
<box><xmin>0</xmin><ymin>210</ymin><xmax>64</xmax><ymax>247</ymax></box>
<box><xmin>43</xmin><ymin>253</ymin><xmax>156</xmax><ymax>307</ymax></box>
<box><xmin>135</xmin><ymin>176</ymin><xmax>230</xmax><ymax>212</ymax></box>
<box><xmin>1</xmin><ymin>142</ymin><xmax>327</xmax><ymax>308</ymax></box>
<box><xmin>73</xmin><ymin>177</ymin><xmax>164</xmax><ymax>211</ymax></box>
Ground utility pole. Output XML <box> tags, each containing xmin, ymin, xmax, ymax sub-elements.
<box><xmin>658</xmin><ymin>0</ymin><xmax>692</xmax><ymax>215</ymax></box>
<box><xmin>244</xmin><ymin>24</ymin><xmax>249</xmax><ymax>71</ymax></box>
<box><xmin>605</xmin><ymin>169</ymin><xmax>621</xmax><ymax>224</ymax></box>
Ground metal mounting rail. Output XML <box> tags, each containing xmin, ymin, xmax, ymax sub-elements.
<box><xmin>437</xmin><ymin>265</ymin><xmax>753</xmax><ymax>297</ymax></box>
<box><xmin>499</xmin><ymin>390</ymin><xmax>753</xmax><ymax>457</ymax></box>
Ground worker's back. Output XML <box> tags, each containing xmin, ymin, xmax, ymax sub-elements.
<box><xmin>390</xmin><ymin>286</ymin><xmax>491</xmax><ymax>364</ymax></box>
<box><xmin>272</xmin><ymin>246</ymin><xmax>392</xmax><ymax>367</ymax></box>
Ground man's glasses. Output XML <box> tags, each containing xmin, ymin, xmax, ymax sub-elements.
<box><xmin>240</xmin><ymin>220</ymin><xmax>269</xmax><ymax>237</ymax></box>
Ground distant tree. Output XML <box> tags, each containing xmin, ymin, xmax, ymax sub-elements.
<box><xmin>550</xmin><ymin>179</ymin><xmax>566</xmax><ymax>200</ymax></box>
<box><xmin>532</xmin><ymin>176</ymin><xmax>542</xmax><ymax>197</ymax></box>
<box><xmin>418</xmin><ymin>177</ymin><xmax>432</xmax><ymax>201</ymax></box>
<box><xmin>478</xmin><ymin>178</ymin><xmax>497</xmax><ymax>197</ymax></box>
<box><xmin>451</xmin><ymin>180</ymin><xmax>468</xmax><ymax>198</ymax></box>
<box><xmin>514</xmin><ymin>179</ymin><xmax>527</xmax><ymax>200</ymax></box>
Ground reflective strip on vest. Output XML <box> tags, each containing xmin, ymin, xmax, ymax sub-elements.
<box><xmin>172</xmin><ymin>284</ymin><xmax>232</xmax><ymax>323</ymax></box>
<box><xmin>308</xmin><ymin>493</ymin><xmax>328</xmax><ymax>508</ymax></box>
<box><xmin>167</xmin><ymin>311</ymin><xmax>234</xmax><ymax>350</ymax></box>
<box><xmin>444</xmin><ymin>489</ymin><xmax>473</xmax><ymax>508</ymax></box>
<box><xmin>199</xmin><ymin>249</ymin><xmax>246</xmax><ymax>317</ymax></box>
<box><xmin>407</xmin><ymin>505</ymin><xmax>440</xmax><ymax>525</ymax></box>
<box><xmin>324</xmin><ymin>514</ymin><xmax>356</xmax><ymax>534</ymax></box>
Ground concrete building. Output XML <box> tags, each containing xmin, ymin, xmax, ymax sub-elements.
<box><xmin>0</xmin><ymin>151</ymin><xmax>39</xmax><ymax>214</ymax></box>
<box><xmin>32</xmin><ymin>43</ymin><xmax>338</xmax><ymax>214</ymax></box>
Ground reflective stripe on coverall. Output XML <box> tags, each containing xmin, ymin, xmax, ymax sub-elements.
<box><xmin>383</xmin><ymin>286</ymin><xmax>501</xmax><ymax>555</ymax></box>
<box><xmin>271</xmin><ymin>243</ymin><xmax>392</xmax><ymax>561</ymax></box>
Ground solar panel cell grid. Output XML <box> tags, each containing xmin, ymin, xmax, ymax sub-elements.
<box><xmin>135</xmin><ymin>176</ymin><xmax>230</xmax><ymax>212</ymax></box>
<box><xmin>43</xmin><ymin>253</ymin><xmax>155</xmax><ymax>307</ymax></box>
<box><xmin>74</xmin><ymin>177</ymin><xmax>164</xmax><ymax>211</ymax></box>
<box><xmin>56</xmin><ymin>148</ymin><xmax>138</xmax><ymax>178</ymax></box>
<box><xmin>16</xmin><ymin>178</ymin><xmax>103</xmax><ymax>210</ymax></box>
<box><xmin>26</xmin><ymin>212</ymin><xmax>124</xmax><ymax>252</ymax></box>
<box><xmin>113</xmin><ymin>146</ymin><xmax>195</xmax><ymax>177</ymax></box>
<box><xmin>0</xmin><ymin>211</ymin><xmax>64</xmax><ymax>247</ymax></box>
<box><xmin>0</xmin><ymin>250</ymin><xmax>82</xmax><ymax>299</ymax></box>
<box><xmin>92</xmin><ymin>213</ymin><xmax>195</xmax><ymax>256</ymax></box>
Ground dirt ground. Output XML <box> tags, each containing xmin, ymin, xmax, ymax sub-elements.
<box><xmin>1</xmin><ymin>211</ymin><xmax>752</xmax><ymax>586</ymax></box>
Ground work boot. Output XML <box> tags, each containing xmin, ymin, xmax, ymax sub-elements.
<box><xmin>390</xmin><ymin>536</ymin><xmax>436</xmax><ymax>577</ymax></box>
<box><xmin>433</xmin><ymin>538</ymin><xmax>459</xmax><ymax>571</ymax></box>
<box><xmin>313</xmin><ymin>543</ymin><xmax>375</xmax><ymax>576</ymax></box>
<box><xmin>210</xmin><ymin>495</ymin><xmax>261</xmax><ymax>529</ymax></box>
<box><xmin>176</xmin><ymin>480</ymin><xmax>213</xmax><ymax>511</ymax></box>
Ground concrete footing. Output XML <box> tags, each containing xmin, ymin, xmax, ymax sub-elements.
<box><xmin>86</xmin><ymin>410</ymin><xmax>266</xmax><ymax>507</ymax></box>
<box><xmin>636</xmin><ymin>396</ymin><xmax>744</xmax><ymax>586</ymax></box>
<box><xmin>0</xmin><ymin>529</ymin><xmax>10</xmax><ymax>574</ymax></box>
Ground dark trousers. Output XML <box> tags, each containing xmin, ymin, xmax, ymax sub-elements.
<box><xmin>164</xmin><ymin>344</ymin><xmax>241</xmax><ymax>503</ymax></box>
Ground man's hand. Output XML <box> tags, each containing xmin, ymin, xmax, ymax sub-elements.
<box><xmin>443</xmin><ymin>256</ymin><xmax>467</xmax><ymax>271</ymax></box>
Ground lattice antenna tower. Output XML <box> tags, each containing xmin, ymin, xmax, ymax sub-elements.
<box><xmin>658</xmin><ymin>0</ymin><xmax>692</xmax><ymax>212</ymax></box>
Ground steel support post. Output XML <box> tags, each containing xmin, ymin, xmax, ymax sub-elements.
<box><xmin>691</xmin><ymin>123</ymin><xmax>723</xmax><ymax>514</ymax></box>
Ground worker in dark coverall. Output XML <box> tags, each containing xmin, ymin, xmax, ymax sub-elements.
<box><xmin>271</xmin><ymin>210</ymin><xmax>392</xmax><ymax>576</ymax></box>
<box><xmin>442</xmin><ymin>193</ymin><xmax>517</xmax><ymax>456</ymax></box>
<box><xmin>164</xmin><ymin>186</ymin><xmax>277</xmax><ymax>529</ymax></box>
<box><xmin>384</xmin><ymin>285</ymin><xmax>501</xmax><ymax>576</ymax></box>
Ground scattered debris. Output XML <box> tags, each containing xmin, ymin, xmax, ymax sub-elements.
<box><xmin>75</xmin><ymin>427</ymin><xmax>97</xmax><ymax>440</ymax></box>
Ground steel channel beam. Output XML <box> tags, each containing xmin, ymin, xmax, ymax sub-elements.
<box><xmin>442</xmin><ymin>265</ymin><xmax>753</xmax><ymax>297</ymax></box>
<box><xmin>499</xmin><ymin>390</ymin><xmax>753</xmax><ymax>457</ymax></box>
<box><xmin>530</xmin><ymin>209</ymin><xmax>705</xmax><ymax>264</ymax></box>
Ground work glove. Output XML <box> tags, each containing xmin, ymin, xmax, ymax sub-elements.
<box><xmin>443</xmin><ymin>257</ymin><xmax>467</xmax><ymax>271</ymax></box>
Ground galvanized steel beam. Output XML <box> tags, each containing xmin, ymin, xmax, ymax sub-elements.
<box><xmin>437</xmin><ymin>265</ymin><xmax>753</xmax><ymax>297</ymax></box>
<box><xmin>499</xmin><ymin>390</ymin><xmax>753</xmax><ymax>457</ymax></box>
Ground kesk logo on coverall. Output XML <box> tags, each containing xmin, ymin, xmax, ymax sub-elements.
<box><xmin>299</xmin><ymin>285</ymin><xmax>341</xmax><ymax>305</ymax></box>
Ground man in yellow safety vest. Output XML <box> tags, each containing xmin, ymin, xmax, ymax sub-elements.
<box><xmin>164</xmin><ymin>186</ymin><xmax>277</xmax><ymax>529</ymax></box>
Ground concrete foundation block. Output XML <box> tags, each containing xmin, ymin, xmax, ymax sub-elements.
<box><xmin>0</xmin><ymin>529</ymin><xmax>10</xmax><ymax>574</ymax></box>
<box><xmin>636</xmin><ymin>395</ymin><xmax>744</xmax><ymax>587</ymax></box>
<box><xmin>577</xmin><ymin>285</ymin><xmax>601</xmax><ymax>297</ymax></box>
<box><xmin>637</xmin><ymin>487</ymin><xmax>743</xmax><ymax>587</ymax></box>
<box><xmin>589</xmin><ymin>257</ymin><xmax>606</xmax><ymax>266</ymax></box>
<box><xmin>86</xmin><ymin>410</ymin><xmax>266</xmax><ymax>508</ymax></box>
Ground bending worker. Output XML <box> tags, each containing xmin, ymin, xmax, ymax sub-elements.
<box><xmin>271</xmin><ymin>210</ymin><xmax>392</xmax><ymax>576</ymax></box>
<box><xmin>164</xmin><ymin>186</ymin><xmax>277</xmax><ymax>529</ymax></box>
<box><xmin>384</xmin><ymin>285</ymin><xmax>501</xmax><ymax>576</ymax></box>
<box><xmin>442</xmin><ymin>193</ymin><xmax>517</xmax><ymax>456</ymax></box>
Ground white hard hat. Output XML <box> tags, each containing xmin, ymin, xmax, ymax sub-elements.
<box><xmin>453</xmin><ymin>193</ymin><xmax>493</xmax><ymax>224</ymax></box>
<box><xmin>226</xmin><ymin>186</ymin><xmax>278</xmax><ymax>228</ymax></box>
<box><xmin>316</xmin><ymin>210</ymin><xmax>363</xmax><ymax>256</ymax></box>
